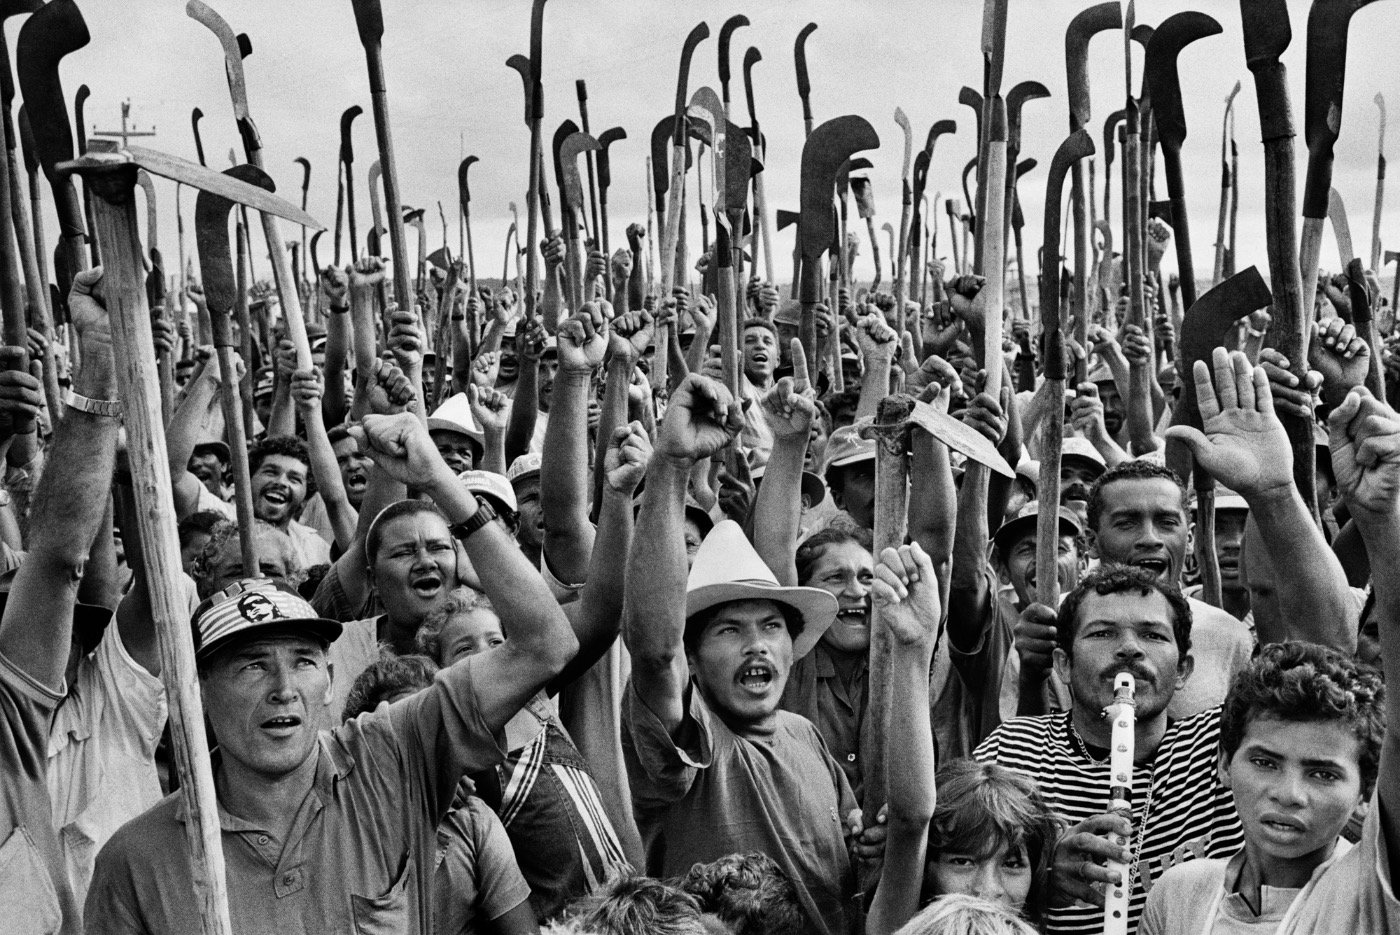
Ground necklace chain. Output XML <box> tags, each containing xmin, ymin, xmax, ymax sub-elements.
<box><xmin>1067</xmin><ymin>720</ymin><xmax>1157</xmax><ymax>891</ymax></box>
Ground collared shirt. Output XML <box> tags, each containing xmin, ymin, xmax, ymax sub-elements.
<box><xmin>1</xmin><ymin>650</ymin><xmax>80</xmax><ymax>935</ymax></box>
<box><xmin>623</xmin><ymin>681</ymin><xmax>857</xmax><ymax>935</ymax></box>
<box><xmin>47</xmin><ymin>618</ymin><xmax>166</xmax><ymax>910</ymax></box>
<box><xmin>434</xmin><ymin>792</ymin><xmax>531</xmax><ymax>935</ymax></box>
<box><xmin>86</xmin><ymin>652</ymin><xmax>504</xmax><ymax>934</ymax></box>
<box><xmin>287</xmin><ymin>520</ymin><xmax>332</xmax><ymax>570</ymax></box>
<box><xmin>781</xmin><ymin>641</ymin><xmax>868</xmax><ymax>800</ymax></box>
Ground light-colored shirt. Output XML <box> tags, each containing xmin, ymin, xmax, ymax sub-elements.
<box><xmin>434</xmin><ymin>793</ymin><xmax>532</xmax><ymax>935</ymax></box>
<box><xmin>1140</xmin><ymin>849</ymin><xmax>1329</xmax><ymax>935</ymax></box>
<box><xmin>47</xmin><ymin>619</ymin><xmax>166</xmax><ymax>910</ymax></box>
<box><xmin>287</xmin><ymin>519</ymin><xmax>332</xmax><ymax>570</ymax></box>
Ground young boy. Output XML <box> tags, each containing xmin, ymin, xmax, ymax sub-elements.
<box><xmin>1139</xmin><ymin>641</ymin><xmax>1384</xmax><ymax>934</ymax></box>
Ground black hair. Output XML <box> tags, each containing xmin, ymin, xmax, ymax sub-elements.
<box><xmin>1085</xmin><ymin>459</ymin><xmax>1188</xmax><ymax>534</ymax></box>
<box><xmin>1221</xmin><ymin>641</ymin><xmax>1384</xmax><ymax>796</ymax></box>
<box><xmin>248</xmin><ymin>434</ymin><xmax>311</xmax><ymax>476</ymax></box>
<box><xmin>683</xmin><ymin>599</ymin><xmax>806</xmax><ymax>656</ymax></box>
<box><xmin>679</xmin><ymin>852</ymin><xmax>805</xmax><ymax>935</ymax></box>
<box><xmin>364</xmin><ymin>499</ymin><xmax>452</xmax><ymax>567</ymax></box>
<box><xmin>178</xmin><ymin>510</ymin><xmax>227</xmax><ymax>550</ymax></box>
<box><xmin>795</xmin><ymin>526</ymin><xmax>874</xmax><ymax>586</ymax></box>
<box><xmin>741</xmin><ymin>317</ymin><xmax>779</xmax><ymax>341</ymax></box>
<box><xmin>341</xmin><ymin>651</ymin><xmax>440</xmax><ymax>722</ymax></box>
<box><xmin>1055</xmin><ymin>564</ymin><xmax>1193</xmax><ymax>658</ymax></box>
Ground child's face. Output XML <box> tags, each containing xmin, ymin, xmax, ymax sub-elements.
<box><xmin>438</xmin><ymin>609</ymin><xmax>506</xmax><ymax>665</ymax></box>
<box><xmin>922</xmin><ymin>839</ymin><xmax>1033</xmax><ymax>913</ymax></box>
<box><xmin>1223</xmin><ymin>716</ymin><xmax>1365</xmax><ymax>865</ymax></box>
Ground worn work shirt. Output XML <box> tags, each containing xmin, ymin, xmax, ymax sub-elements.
<box><xmin>1</xmin><ymin>650</ymin><xmax>81</xmax><ymax>935</ymax></box>
<box><xmin>47</xmin><ymin>620</ymin><xmax>167</xmax><ymax>910</ymax></box>
<box><xmin>623</xmin><ymin>681</ymin><xmax>857</xmax><ymax>935</ymax></box>
<box><xmin>287</xmin><ymin>519</ymin><xmax>332</xmax><ymax>570</ymax></box>
<box><xmin>780</xmin><ymin>641</ymin><xmax>868</xmax><ymax>800</ymax></box>
<box><xmin>433</xmin><ymin>793</ymin><xmax>532</xmax><ymax>935</ymax></box>
<box><xmin>85</xmin><ymin>653</ymin><xmax>504</xmax><ymax>935</ymax></box>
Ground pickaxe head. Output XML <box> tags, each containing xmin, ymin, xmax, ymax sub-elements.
<box><xmin>597</xmin><ymin>127</ymin><xmax>626</xmax><ymax>192</ymax></box>
<box><xmin>1065</xmin><ymin>1</ymin><xmax>1121</xmax><ymax>131</ymax></box>
<box><xmin>742</xmin><ymin>46</ymin><xmax>762</xmax><ymax>128</ymax></box>
<box><xmin>458</xmin><ymin>155</ymin><xmax>478</xmax><ymax>207</ymax></box>
<box><xmin>506</xmin><ymin>53</ymin><xmax>533</xmax><ymax>124</ymax></box>
<box><xmin>339</xmin><ymin>105</ymin><xmax>363</xmax><ymax>164</ymax></box>
<box><xmin>559</xmin><ymin>130</ymin><xmax>600</xmax><ymax>221</ymax></box>
<box><xmin>799</xmin><ymin>115</ymin><xmax>879</xmax><ymax>298</ymax></box>
<box><xmin>717</xmin><ymin>14</ymin><xmax>748</xmax><ymax>102</ymax></box>
<box><xmin>1006</xmin><ymin>80</ymin><xmax>1050</xmax><ymax>154</ymax></box>
<box><xmin>673</xmin><ymin>22</ymin><xmax>711</xmax><ymax>145</ymax></box>
<box><xmin>1142</xmin><ymin>12</ymin><xmax>1222</xmax><ymax>150</ymax></box>
<box><xmin>1304</xmin><ymin>0</ymin><xmax>1385</xmax><ymax>216</ymax></box>
<box><xmin>16</xmin><ymin>0</ymin><xmax>89</xmax><ymax>179</ymax></box>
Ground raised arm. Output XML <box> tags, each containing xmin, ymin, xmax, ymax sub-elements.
<box><xmin>351</xmin><ymin>411</ymin><xmax>577</xmax><ymax>732</ymax></box>
<box><xmin>946</xmin><ymin>387</ymin><xmax>1009</xmax><ymax>647</ymax></box>
<box><xmin>292</xmin><ymin>366</ymin><xmax>357</xmax><ymax>551</ymax></box>
<box><xmin>749</xmin><ymin>347</ymin><xmax>815</xmax><ymax>586</ymax></box>
<box><xmin>623</xmin><ymin>375</ymin><xmax>744</xmax><ymax>735</ymax></box>
<box><xmin>320</xmin><ymin>267</ymin><xmax>351</xmax><ymax>427</ymax></box>
<box><xmin>1165</xmin><ymin>348</ymin><xmax>1356</xmax><ymax>651</ymax></box>
<box><xmin>504</xmin><ymin>320</ymin><xmax>544</xmax><ymax>465</ymax></box>
<box><xmin>541</xmin><ymin>305</ymin><xmax>607</xmax><ymax>585</ymax></box>
<box><xmin>866</xmin><ymin>542</ymin><xmax>942</xmax><ymax>935</ymax></box>
<box><xmin>855</xmin><ymin>313</ymin><xmax>898</xmax><ymax>421</ymax></box>
<box><xmin>467</xmin><ymin>384</ymin><xmax>510</xmax><ymax>476</ymax></box>
<box><xmin>1325</xmin><ymin>387</ymin><xmax>1400</xmax><ymax>876</ymax></box>
<box><xmin>0</xmin><ymin>269</ymin><xmax>118</xmax><ymax>689</ymax></box>
<box><xmin>167</xmin><ymin>347</ymin><xmax>223</xmax><ymax>519</ymax></box>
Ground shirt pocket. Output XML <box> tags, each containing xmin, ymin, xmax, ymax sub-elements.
<box><xmin>0</xmin><ymin>826</ymin><xmax>62</xmax><ymax>935</ymax></box>
<box><xmin>350</xmin><ymin>853</ymin><xmax>413</xmax><ymax>935</ymax></box>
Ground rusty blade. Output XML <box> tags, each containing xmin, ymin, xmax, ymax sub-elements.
<box><xmin>1329</xmin><ymin>186</ymin><xmax>1356</xmax><ymax>264</ymax></box>
<box><xmin>908</xmin><ymin>401</ymin><xmax>1014</xmax><ymax>476</ymax></box>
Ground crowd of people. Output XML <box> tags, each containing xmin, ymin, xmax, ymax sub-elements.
<box><xmin>1</xmin><ymin>215</ymin><xmax>1397</xmax><ymax>935</ymax></box>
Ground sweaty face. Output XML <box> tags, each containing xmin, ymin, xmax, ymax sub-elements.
<box><xmin>430</xmin><ymin>428</ymin><xmax>477</xmax><ymax>476</ymax></box>
<box><xmin>1052</xmin><ymin>589</ymin><xmax>1191</xmax><ymax>726</ymax></box>
<box><xmin>688</xmin><ymin>599</ymin><xmax>795</xmax><ymax>730</ymax></box>
<box><xmin>923</xmin><ymin>840</ymin><xmax>1034</xmax><ymax>913</ymax></box>
<box><xmin>333</xmin><ymin>437</ymin><xmax>373</xmax><ymax>508</ymax></box>
<box><xmin>1003</xmin><ymin>531</ymin><xmax>1082</xmax><ymax>609</ymax></box>
<box><xmin>370</xmin><ymin>513</ymin><xmax>459</xmax><ymax>628</ymax></box>
<box><xmin>832</xmin><ymin>461</ymin><xmax>876</xmax><ymax>530</ymax></box>
<box><xmin>197</xmin><ymin>526</ymin><xmax>300</xmax><ymax>599</ymax></box>
<box><xmin>804</xmin><ymin>541</ymin><xmax>874</xmax><ymax>653</ymax></box>
<box><xmin>189</xmin><ymin>452</ymin><xmax>227</xmax><ymax>497</ymax></box>
<box><xmin>435</xmin><ymin>607</ymin><xmax>507</xmax><ymax>666</ymax></box>
<box><xmin>1223</xmin><ymin>717</ymin><xmax>1364</xmax><ymax>867</ymax></box>
<box><xmin>1090</xmin><ymin>477</ymin><xmax>1190</xmax><ymax>586</ymax></box>
<box><xmin>201</xmin><ymin>635</ymin><xmax>332</xmax><ymax>778</ymax></box>
<box><xmin>742</xmin><ymin>325</ymin><xmax>778</xmax><ymax>384</ymax></box>
<box><xmin>251</xmin><ymin>454</ymin><xmax>309</xmax><ymax>526</ymax></box>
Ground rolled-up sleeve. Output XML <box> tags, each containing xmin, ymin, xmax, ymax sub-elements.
<box><xmin>621</xmin><ymin>680</ymin><xmax>713</xmax><ymax>812</ymax></box>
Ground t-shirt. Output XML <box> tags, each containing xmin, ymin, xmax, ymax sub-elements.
<box><xmin>623</xmin><ymin>681</ymin><xmax>857</xmax><ymax>935</ymax></box>
<box><xmin>1278</xmin><ymin>799</ymin><xmax>1399</xmax><ymax>934</ymax></box>
<box><xmin>1139</xmin><ymin>849</ymin><xmax>1330</xmax><ymax>935</ymax></box>
<box><xmin>47</xmin><ymin>618</ymin><xmax>167</xmax><ymax>910</ymax></box>
<box><xmin>975</xmin><ymin>707</ymin><xmax>1244</xmax><ymax>935</ymax></box>
<box><xmin>434</xmin><ymin>792</ymin><xmax>532</xmax><ymax>935</ymax></box>
<box><xmin>190</xmin><ymin>483</ymin><xmax>234</xmax><ymax>520</ymax></box>
<box><xmin>1</xmin><ymin>650</ymin><xmax>79</xmax><ymax>935</ymax></box>
<box><xmin>85</xmin><ymin>653</ymin><xmax>505</xmax><ymax>934</ymax></box>
<box><xmin>287</xmin><ymin>519</ymin><xmax>332</xmax><ymax>570</ymax></box>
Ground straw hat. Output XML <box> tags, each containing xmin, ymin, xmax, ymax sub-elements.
<box><xmin>427</xmin><ymin>393</ymin><xmax>485</xmax><ymax>445</ymax></box>
<box><xmin>685</xmin><ymin>520</ymin><xmax>837</xmax><ymax>658</ymax></box>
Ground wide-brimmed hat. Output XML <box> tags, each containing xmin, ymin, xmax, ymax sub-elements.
<box><xmin>684</xmin><ymin>520</ymin><xmax>836</xmax><ymax>659</ymax></box>
<box><xmin>992</xmin><ymin>500</ymin><xmax>1083</xmax><ymax>557</ymax></box>
<box><xmin>427</xmin><ymin>393</ymin><xmax>486</xmax><ymax>446</ymax></box>
<box><xmin>192</xmin><ymin>578</ymin><xmax>342</xmax><ymax>662</ymax></box>
<box><xmin>192</xmin><ymin>437</ymin><xmax>231</xmax><ymax>464</ymax></box>
<box><xmin>751</xmin><ymin>463</ymin><xmax>827</xmax><ymax>508</ymax></box>
<box><xmin>1061</xmin><ymin>437</ymin><xmax>1107</xmax><ymax>477</ymax></box>
<box><xmin>459</xmin><ymin>469</ymin><xmax>518</xmax><ymax>513</ymax></box>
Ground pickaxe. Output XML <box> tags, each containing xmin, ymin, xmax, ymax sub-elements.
<box><xmin>60</xmin><ymin>138</ymin><xmax>319</xmax><ymax>935</ymax></box>
<box><xmin>799</xmin><ymin>115</ymin><xmax>878</xmax><ymax>380</ymax></box>
<box><xmin>185</xmin><ymin>0</ymin><xmax>317</xmax><ymax>370</ymax></box>
<box><xmin>559</xmin><ymin>129</ymin><xmax>600</xmax><ymax>309</ymax></box>
<box><xmin>655</xmin><ymin>22</ymin><xmax>709</xmax><ymax>395</ymax></box>
<box><xmin>1242</xmin><ymin>0</ymin><xmax>1317</xmax><ymax>516</ymax></box>
<box><xmin>1372</xmin><ymin>93</ymin><xmax>1386</xmax><ymax>272</ymax></box>
<box><xmin>742</xmin><ymin>45</ymin><xmax>775</xmax><ymax>285</ymax></box>
<box><xmin>338</xmin><ymin>104</ymin><xmax>363</xmax><ymax>263</ymax></box>
<box><xmin>1143</xmin><ymin>11</ymin><xmax>1221</xmax><ymax>313</ymax></box>
<box><xmin>458</xmin><ymin>155</ymin><xmax>478</xmax><ymax>293</ymax></box>
<box><xmin>1166</xmin><ymin>266</ymin><xmax>1273</xmax><ymax>607</ymax></box>
<box><xmin>1214</xmin><ymin>81</ymin><xmax>1242</xmax><ymax>284</ymax></box>
<box><xmin>348</xmin><ymin>0</ymin><xmax>416</xmax><ymax>319</ymax></box>
<box><xmin>1299</xmin><ymin>0</ymin><xmax>1389</xmax><ymax>311</ymax></box>
<box><xmin>1035</xmin><ymin>129</ymin><xmax>1095</xmax><ymax>609</ymax></box>
<box><xmin>574</xmin><ymin>79</ymin><xmax>601</xmax><ymax>246</ymax></box>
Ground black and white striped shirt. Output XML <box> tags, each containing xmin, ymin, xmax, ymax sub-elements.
<box><xmin>974</xmin><ymin>707</ymin><xmax>1244</xmax><ymax>935</ymax></box>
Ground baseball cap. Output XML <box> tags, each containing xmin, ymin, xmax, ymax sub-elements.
<box><xmin>992</xmin><ymin>500</ymin><xmax>1083</xmax><ymax>557</ymax></box>
<box><xmin>459</xmin><ymin>469</ymin><xmax>518</xmax><ymax>513</ymax></box>
<box><xmin>822</xmin><ymin>424</ymin><xmax>876</xmax><ymax>487</ymax></box>
<box><xmin>507</xmin><ymin>452</ymin><xmax>543</xmax><ymax>489</ymax></box>
<box><xmin>191</xmin><ymin>578</ymin><xmax>342</xmax><ymax>663</ymax></box>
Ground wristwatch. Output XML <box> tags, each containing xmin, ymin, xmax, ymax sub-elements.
<box><xmin>65</xmin><ymin>391</ymin><xmax>122</xmax><ymax>418</ymax></box>
<box><xmin>448</xmin><ymin>496</ymin><xmax>497</xmax><ymax>541</ymax></box>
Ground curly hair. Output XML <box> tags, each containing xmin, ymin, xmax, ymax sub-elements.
<box><xmin>340</xmin><ymin>650</ymin><xmax>439</xmax><ymax>722</ymax></box>
<box><xmin>414</xmin><ymin>586</ymin><xmax>495</xmax><ymax>664</ymax></box>
<box><xmin>565</xmin><ymin>874</ymin><xmax>709</xmax><ymax>935</ymax></box>
<box><xmin>178</xmin><ymin>510</ymin><xmax>227</xmax><ymax>549</ymax></box>
<box><xmin>192</xmin><ymin>517</ymin><xmax>306</xmax><ymax>597</ymax></box>
<box><xmin>678</xmin><ymin>852</ymin><xmax>805</xmax><ymax>935</ymax></box>
<box><xmin>1085</xmin><ymin>459</ymin><xmax>1188</xmax><ymax>534</ymax></box>
<box><xmin>248</xmin><ymin>434</ymin><xmax>311</xmax><ymax>476</ymax></box>
<box><xmin>795</xmin><ymin>526</ymin><xmax>874</xmax><ymax>586</ymax></box>
<box><xmin>926</xmin><ymin>760</ymin><xmax>1061</xmax><ymax>927</ymax></box>
<box><xmin>1056</xmin><ymin>564</ymin><xmax>1193</xmax><ymax>659</ymax></box>
<box><xmin>1221</xmin><ymin>641</ymin><xmax>1385</xmax><ymax>795</ymax></box>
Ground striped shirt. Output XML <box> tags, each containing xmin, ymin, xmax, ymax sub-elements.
<box><xmin>975</xmin><ymin>707</ymin><xmax>1243</xmax><ymax>935</ymax></box>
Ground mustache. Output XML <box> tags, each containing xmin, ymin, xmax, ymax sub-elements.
<box><xmin>1098</xmin><ymin>665</ymin><xmax>1155</xmax><ymax>688</ymax></box>
<box><xmin>1063</xmin><ymin>483</ymin><xmax>1092</xmax><ymax>501</ymax></box>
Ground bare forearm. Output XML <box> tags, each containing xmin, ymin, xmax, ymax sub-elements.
<box><xmin>303</xmin><ymin>406</ymin><xmax>357</xmax><ymax>549</ymax></box>
<box><xmin>167</xmin><ymin>374</ymin><xmax>219</xmax><ymax>471</ymax></box>
<box><xmin>857</xmin><ymin>354</ymin><xmax>892</xmax><ymax>420</ymax></box>
<box><xmin>592</xmin><ymin>356</ymin><xmax>631</xmax><ymax>519</ymax></box>
<box><xmin>554</xmin><ymin>482</ymin><xmax>633</xmax><ymax>692</ymax></box>
<box><xmin>908</xmin><ymin>433</ymin><xmax>955</xmax><ymax>582</ymax></box>
<box><xmin>505</xmin><ymin>363</ymin><xmax>539</xmax><ymax>463</ymax></box>
<box><xmin>684</xmin><ymin>321</ymin><xmax>713</xmax><ymax>375</ymax></box>
<box><xmin>324</xmin><ymin>310</ymin><xmax>349</xmax><ymax>426</ymax></box>
<box><xmin>350</xmin><ymin>283</ymin><xmax>378</xmax><ymax>377</ymax></box>
<box><xmin>1249</xmin><ymin>484</ymin><xmax>1356</xmax><ymax>651</ymax></box>
<box><xmin>267</xmin><ymin>382</ymin><xmax>295</xmax><ymax>437</ymax></box>
<box><xmin>752</xmin><ymin>433</ymin><xmax>805</xmax><ymax>586</ymax></box>
<box><xmin>541</xmin><ymin>370</ymin><xmax>595</xmax><ymax>582</ymax></box>
<box><xmin>624</xmin><ymin>456</ymin><xmax>690</xmax><ymax>664</ymax></box>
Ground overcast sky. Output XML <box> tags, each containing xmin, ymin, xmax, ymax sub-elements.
<box><xmin>29</xmin><ymin>0</ymin><xmax>1400</xmax><ymax>300</ymax></box>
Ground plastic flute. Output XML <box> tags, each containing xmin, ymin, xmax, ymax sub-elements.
<box><xmin>1103</xmin><ymin>672</ymin><xmax>1137</xmax><ymax>935</ymax></box>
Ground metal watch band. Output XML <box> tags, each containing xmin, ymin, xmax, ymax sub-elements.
<box><xmin>65</xmin><ymin>391</ymin><xmax>123</xmax><ymax>418</ymax></box>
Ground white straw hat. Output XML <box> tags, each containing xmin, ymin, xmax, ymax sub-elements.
<box><xmin>427</xmin><ymin>392</ymin><xmax>485</xmax><ymax>444</ymax></box>
<box><xmin>685</xmin><ymin>520</ymin><xmax>837</xmax><ymax>658</ymax></box>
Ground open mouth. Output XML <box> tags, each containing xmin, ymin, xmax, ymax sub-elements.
<box><xmin>261</xmin><ymin>714</ymin><xmax>302</xmax><ymax>736</ymax></box>
<box><xmin>1258</xmin><ymin>814</ymin><xmax>1306</xmax><ymax>837</ymax></box>
<box><xmin>837</xmin><ymin>606</ymin><xmax>869</xmax><ymax>628</ymax></box>
<box><xmin>260</xmin><ymin>487</ymin><xmax>290</xmax><ymax>508</ymax></box>
<box><xmin>1132</xmin><ymin>557</ymin><xmax>1169</xmax><ymax>577</ymax></box>
<box><xmin>345</xmin><ymin>471</ymin><xmax>367</xmax><ymax>492</ymax></box>
<box><xmin>736</xmin><ymin>663</ymin><xmax>775</xmax><ymax>693</ymax></box>
<box><xmin>410</xmin><ymin>571</ymin><xmax>443</xmax><ymax>599</ymax></box>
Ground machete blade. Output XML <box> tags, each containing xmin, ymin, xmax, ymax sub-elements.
<box><xmin>597</xmin><ymin>127</ymin><xmax>626</xmax><ymax>193</ymax></box>
<box><xmin>1143</xmin><ymin>11</ymin><xmax>1222</xmax><ymax>150</ymax></box>
<box><xmin>798</xmin><ymin>114</ymin><xmax>879</xmax><ymax>291</ymax></box>
<box><xmin>458</xmin><ymin>155</ymin><xmax>478</xmax><ymax>208</ymax></box>
<box><xmin>717</xmin><ymin>14</ymin><xmax>748</xmax><ymax>103</ymax></box>
<box><xmin>742</xmin><ymin>46</ymin><xmax>762</xmax><ymax>129</ymax></box>
<box><xmin>1329</xmin><ymin>186</ymin><xmax>1357</xmax><ymax>264</ymax></box>
<box><xmin>186</xmin><ymin>1</ymin><xmax>251</xmax><ymax>124</ymax></box>
<box><xmin>559</xmin><ymin>130</ymin><xmax>599</xmax><ymax>219</ymax></box>
<box><xmin>1007</xmin><ymin>81</ymin><xmax>1050</xmax><ymax>154</ymax></box>
<box><xmin>1178</xmin><ymin>265</ymin><xmax>1273</xmax><ymax>423</ymax></box>
<box><xmin>672</xmin><ymin>22</ymin><xmax>710</xmax><ymax>145</ymax></box>
<box><xmin>794</xmin><ymin>22</ymin><xmax>817</xmax><ymax>109</ymax></box>
<box><xmin>907</xmin><ymin>400</ymin><xmax>1014</xmax><ymax>477</ymax></box>
<box><xmin>1066</xmin><ymin>1</ymin><xmax>1122</xmax><ymax>132</ymax></box>
<box><xmin>16</xmin><ymin>0</ymin><xmax>88</xmax><ymax>176</ymax></box>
